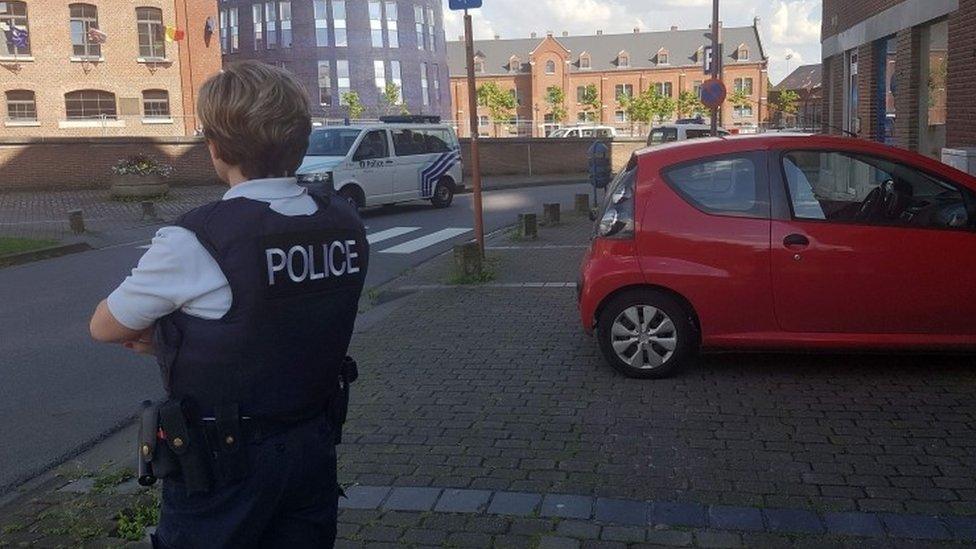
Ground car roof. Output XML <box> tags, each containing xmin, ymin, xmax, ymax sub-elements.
<box><xmin>312</xmin><ymin>123</ymin><xmax>452</xmax><ymax>132</ymax></box>
<box><xmin>653</xmin><ymin>123</ymin><xmax>723</xmax><ymax>131</ymax></box>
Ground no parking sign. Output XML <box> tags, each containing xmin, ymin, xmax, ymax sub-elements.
<box><xmin>700</xmin><ymin>78</ymin><xmax>727</xmax><ymax>109</ymax></box>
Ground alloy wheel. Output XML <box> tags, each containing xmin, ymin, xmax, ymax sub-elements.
<box><xmin>610</xmin><ymin>305</ymin><xmax>677</xmax><ymax>369</ymax></box>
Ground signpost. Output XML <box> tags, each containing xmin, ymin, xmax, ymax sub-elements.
<box><xmin>452</xmin><ymin>0</ymin><xmax>485</xmax><ymax>255</ymax></box>
<box><xmin>700</xmin><ymin>78</ymin><xmax>727</xmax><ymax>111</ymax></box>
<box><xmin>708</xmin><ymin>0</ymin><xmax>722</xmax><ymax>136</ymax></box>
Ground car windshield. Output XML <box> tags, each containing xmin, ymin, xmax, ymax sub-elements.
<box><xmin>306</xmin><ymin>129</ymin><xmax>363</xmax><ymax>157</ymax></box>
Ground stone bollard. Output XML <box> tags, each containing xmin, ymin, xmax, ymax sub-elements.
<box><xmin>574</xmin><ymin>193</ymin><xmax>591</xmax><ymax>214</ymax></box>
<box><xmin>454</xmin><ymin>242</ymin><xmax>482</xmax><ymax>276</ymax></box>
<box><xmin>518</xmin><ymin>213</ymin><xmax>538</xmax><ymax>239</ymax></box>
<box><xmin>542</xmin><ymin>203</ymin><xmax>561</xmax><ymax>226</ymax></box>
<box><xmin>68</xmin><ymin>209</ymin><xmax>85</xmax><ymax>234</ymax></box>
<box><xmin>141</xmin><ymin>201</ymin><xmax>158</xmax><ymax>220</ymax></box>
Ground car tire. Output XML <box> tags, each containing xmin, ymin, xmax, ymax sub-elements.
<box><xmin>430</xmin><ymin>178</ymin><xmax>454</xmax><ymax>208</ymax></box>
<box><xmin>596</xmin><ymin>289</ymin><xmax>698</xmax><ymax>379</ymax></box>
<box><xmin>338</xmin><ymin>185</ymin><xmax>364</xmax><ymax>211</ymax></box>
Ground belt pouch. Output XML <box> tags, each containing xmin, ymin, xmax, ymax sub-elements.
<box><xmin>137</xmin><ymin>400</ymin><xmax>158</xmax><ymax>486</ymax></box>
<box><xmin>159</xmin><ymin>399</ymin><xmax>212</xmax><ymax>494</ymax></box>
<box><xmin>213</xmin><ymin>403</ymin><xmax>247</xmax><ymax>483</ymax></box>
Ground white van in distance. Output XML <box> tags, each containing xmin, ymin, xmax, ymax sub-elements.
<box><xmin>296</xmin><ymin>116</ymin><xmax>463</xmax><ymax>209</ymax></box>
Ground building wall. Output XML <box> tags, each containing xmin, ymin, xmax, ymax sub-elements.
<box><xmin>219</xmin><ymin>0</ymin><xmax>450</xmax><ymax>120</ymax></box>
<box><xmin>0</xmin><ymin>0</ymin><xmax>221</xmax><ymax>137</ymax></box>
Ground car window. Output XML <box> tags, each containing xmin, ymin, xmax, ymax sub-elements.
<box><xmin>353</xmin><ymin>130</ymin><xmax>389</xmax><ymax>161</ymax></box>
<box><xmin>783</xmin><ymin>151</ymin><xmax>973</xmax><ymax>230</ymax></box>
<box><xmin>424</xmin><ymin>129</ymin><xmax>451</xmax><ymax>153</ymax></box>
<box><xmin>685</xmin><ymin>129</ymin><xmax>711</xmax><ymax>139</ymax></box>
<box><xmin>392</xmin><ymin>129</ymin><xmax>426</xmax><ymax>156</ymax></box>
<box><xmin>649</xmin><ymin>128</ymin><xmax>677</xmax><ymax>145</ymax></box>
<box><xmin>663</xmin><ymin>155</ymin><xmax>767</xmax><ymax>218</ymax></box>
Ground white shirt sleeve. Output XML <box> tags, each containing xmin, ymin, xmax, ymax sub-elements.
<box><xmin>106</xmin><ymin>226</ymin><xmax>232</xmax><ymax>330</ymax></box>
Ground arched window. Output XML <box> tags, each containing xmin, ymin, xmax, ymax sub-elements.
<box><xmin>142</xmin><ymin>90</ymin><xmax>170</xmax><ymax>118</ymax></box>
<box><xmin>5</xmin><ymin>90</ymin><xmax>36</xmax><ymax>121</ymax></box>
<box><xmin>136</xmin><ymin>7</ymin><xmax>165</xmax><ymax>59</ymax></box>
<box><xmin>0</xmin><ymin>1</ymin><xmax>30</xmax><ymax>56</ymax></box>
<box><xmin>65</xmin><ymin>90</ymin><xmax>117</xmax><ymax>119</ymax></box>
<box><xmin>579</xmin><ymin>52</ymin><xmax>591</xmax><ymax>70</ymax></box>
<box><xmin>509</xmin><ymin>55</ymin><xmax>520</xmax><ymax>73</ymax></box>
<box><xmin>657</xmin><ymin>48</ymin><xmax>669</xmax><ymax>65</ymax></box>
<box><xmin>617</xmin><ymin>51</ymin><xmax>630</xmax><ymax>68</ymax></box>
<box><xmin>738</xmin><ymin>44</ymin><xmax>750</xmax><ymax>61</ymax></box>
<box><xmin>545</xmin><ymin>60</ymin><xmax>555</xmax><ymax>74</ymax></box>
<box><xmin>70</xmin><ymin>4</ymin><xmax>101</xmax><ymax>58</ymax></box>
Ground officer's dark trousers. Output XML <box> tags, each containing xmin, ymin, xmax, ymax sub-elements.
<box><xmin>153</xmin><ymin>415</ymin><xmax>338</xmax><ymax>549</ymax></box>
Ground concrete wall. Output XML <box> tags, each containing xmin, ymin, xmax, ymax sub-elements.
<box><xmin>458</xmin><ymin>137</ymin><xmax>644</xmax><ymax>177</ymax></box>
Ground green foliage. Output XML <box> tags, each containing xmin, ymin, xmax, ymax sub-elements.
<box><xmin>476</xmin><ymin>82</ymin><xmax>517</xmax><ymax>122</ymax></box>
<box><xmin>619</xmin><ymin>88</ymin><xmax>676</xmax><ymax>125</ymax></box>
<box><xmin>111</xmin><ymin>155</ymin><xmax>174</xmax><ymax>178</ymax></box>
<box><xmin>116</xmin><ymin>494</ymin><xmax>161</xmax><ymax>542</ymax></box>
<box><xmin>676</xmin><ymin>90</ymin><xmax>706</xmax><ymax>118</ymax></box>
<box><xmin>92</xmin><ymin>468</ymin><xmax>134</xmax><ymax>495</ymax></box>
<box><xmin>729</xmin><ymin>89</ymin><xmax>751</xmax><ymax>109</ymax></box>
<box><xmin>380</xmin><ymin>82</ymin><xmax>403</xmax><ymax>115</ymax></box>
<box><xmin>341</xmin><ymin>91</ymin><xmax>365</xmax><ymax>119</ymax></box>
<box><xmin>650</xmin><ymin>92</ymin><xmax>677</xmax><ymax>124</ymax></box>
<box><xmin>545</xmin><ymin>86</ymin><xmax>567</xmax><ymax>122</ymax></box>
<box><xmin>580</xmin><ymin>84</ymin><xmax>601</xmax><ymax>116</ymax></box>
<box><xmin>0</xmin><ymin>237</ymin><xmax>58</xmax><ymax>256</ymax></box>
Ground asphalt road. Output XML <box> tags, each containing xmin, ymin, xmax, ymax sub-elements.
<box><xmin>0</xmin><ymin>182</ymin><xmax>591</xmax><ymax>493</ymax></box>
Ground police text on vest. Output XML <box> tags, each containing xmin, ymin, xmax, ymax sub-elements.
<box><xmin>265</xmin><ymin>240</ymin><xmax>360</xmax><ymax>285</ymax></box>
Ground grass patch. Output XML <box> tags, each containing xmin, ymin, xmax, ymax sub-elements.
<box><xmin>1</xmin><ymin>522</ymin><xmax>25</xmax><ymax>534</ymax></box>
<box><xmin>448</xmin><ymin>256</ymin><xmax>499</xmax><ymax>285</ymax></box>
<box><xmin>0</xmin><ymin>237</ymin><xmax>59</xmax><ymax>257</ymax></box>
<box><xmin>116</xmin><ymin>494</ymin><xmax>160</xmax><ymax>542</ymax></box>
<box><xmin>92</xmin><ymin>468</ymin><xmax>134</xmax><ymax>495</ymax></box>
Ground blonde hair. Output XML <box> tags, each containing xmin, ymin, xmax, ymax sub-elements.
<box><xmin>197</xmin><ymin>61</ymin><xmax>312</xmax><ymax>179</ymax></box>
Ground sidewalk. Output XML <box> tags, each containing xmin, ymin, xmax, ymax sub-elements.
<box><xmin>3</xmin><ymin>207</ymin><xmax>976</xmax><ymax>547</ymax></box>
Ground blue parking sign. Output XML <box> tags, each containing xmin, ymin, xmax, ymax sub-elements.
<box><xmin>449</xmin><ymin>0</ymin><xmax>482</xmax><ymax>10</ymax></box>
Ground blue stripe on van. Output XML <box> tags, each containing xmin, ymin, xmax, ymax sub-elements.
<box><xmin>420</xmin><ymin>150</ymin><xmax>461</xmax><ymax>198</ymax></box>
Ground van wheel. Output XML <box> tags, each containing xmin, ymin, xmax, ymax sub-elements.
<box><xmin>596</xmin><ymin>289</ymin><xmax>698</xmax><ymax>379</ymax></box>
<box><xmin>431</xmin><ymin>179</ymin><xmax>454</xmax><ymax>208</ymax></box>
<box><xmin>338</xmin><ymin>186</ymin><xmax>364</xmax><ymax>210</ymax></box>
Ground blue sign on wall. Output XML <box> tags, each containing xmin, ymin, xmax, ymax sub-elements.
<box><xmin>449</xmin><ymin>0</ymin><xmax>482</xmax><ymax>10</ymax></box>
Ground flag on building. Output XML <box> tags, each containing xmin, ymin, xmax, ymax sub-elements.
<box><xmin>87</xmin><ymin>27</ymin><xmax>107</xmax><ymax>44</ymax></box>
<box><xmin>7</xmin><ymin>26</ymin><xmax>28</xmax><ymax>49</ymax></box>
<box><xmin>164</xmin><ymin>26</ymin><xmax>185</xmax><ymax>42</ymax></box>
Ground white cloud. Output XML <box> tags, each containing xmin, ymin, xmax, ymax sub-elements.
<box><xmin>769</xmin><ymin>0</ymin><xmax>821</xmax><ymax>45</ymax></box>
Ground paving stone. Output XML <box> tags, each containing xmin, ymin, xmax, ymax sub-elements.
<box><xmin>400</xmin><ymin>528</ymin><xmax>448</xmax><ymax>545</ymax></box>
<box><xmin>944</xmin><ymin>515</ymin><xmax>976</xmax><ymax>542</ymax></box>
<box><xmin>823</xmin><ymin>511</ymin><xmax>885</xmax><ymax>538</ymax></box>
<box><xmin>694</xmin><ymin>530</ymin><xmax>743</xmax><ymax>548</ymax></box>
<box><xmin>707</xmin><ymin>505</ymin><xmax>764</xmax><ymax>531</ymax></box>
<box><xmin>340</xmin><ymin>486</ymin><xmax>391</xmax><ymax>510</ymax></box>
<box><xmin>541</xmin><ymin>494</ymin><xmax>593</xmax><ymax>519</ymax></box>
<box><xmin>881</xmin><ymin>513</ymin><xmax>951</xmax><ymax>540</ymax></box>
<box><xmin>644</xmin><ymin>529</ymin><xmax>694</xmax><ymax>546</ymax></box>
<box><xmin>594</xmin><ymin>498</ymin><xmax>648</xmax><ymax>526</ymax></box>
<box><xmin>488</xmin><ymin>491</ymin><xmax>543</xmax><ymax>516</ymax></box>
<box><xmin>359</xmin><ymin>525</ymin><xmax>400</xmax><ymax>542</ymax></box>
<box><xmin>434</xmin><ymin>489</ymin><xmax>492</xmax><ymax>513</ymax></box>
<box><xmin>600</xmin><ymin>525</ymin><xmax>646</xmax><ymax>542</ymax></box>
<box><xmin>381</xmin><ymin>487</ymin><xmax>441</xmax><ymax>511</ymax></box>
<box><xmin>56</xmin><ymin>478</ymin><xmax>94</xmax><ymax>494</ymax></box>
<box><xmin>493</xmin><ymin>534</ymin><xmax>537</xmax><ymax>549</ymax></box>
<box><xmin>556</xmin><ymin>520</ymin><xmax>601</xmax><ymax>539</ymax></box>
<box><xmin>538</xmin><ymin>536</ymin><xmax>580</xmax><ymax>549</ymax></box>
<box><xmin>649</xmin><ymin>502</ymin><xmax>707</xmax><ymax>528</ymax></box>
<box><xmin>446</xmin><ymin>531</ymin><xmax>493</xmax><ymax>547</ymax></box>
<box><xmin>763</xmin><ymin>508</ymin><xmax>824</xmax><ymax>534</ymax></box>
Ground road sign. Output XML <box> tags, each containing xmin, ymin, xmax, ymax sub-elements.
<box><xmin>703</xmin><ymin>44</ymin><xmax>722</xmax><ymax>75</ymax></box>
<box><xmin>449</xmin><ymin>0</ymin><xmax>482</xmax><ymax>10</ymax></box>
<box><xmin>700</xmin><ymin>78</ymin><xmax>727</xmax><ymax>109</ymax></box>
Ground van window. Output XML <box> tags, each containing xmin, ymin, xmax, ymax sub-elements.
<box><xmin>353</xmin><ymin>130</ymin><xmax>389</xmax><ymax>161</ymax></box>
<box><xmin>425</xmin><ymin>129</ymin><xmax>452</xmax><ymax>153</ymax></box>
<box><xmin>685</xmin><ymin>129</ymin><xmax>712</xmax><ymax>139</ymax></box>
<box><xmin>307</xmin><ymin>128</ymin><xmax>362</xmax><ymax>157</ymax></box>
<box><xmin>649</xmin><ymin>127</ymin><xmax>677</xmax><ymax>145</ymax></box>
<box><xmin>392</xmin><ymin>129</ymin><xmax>426</xmax><ymax>156</ymax></box>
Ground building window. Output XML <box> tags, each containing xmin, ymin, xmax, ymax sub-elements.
<box><xmin>313</xmin><ymin>0</ymin><xmax>328</xmax><ymax>46</ymax></box>
<box><xmin>738</xmin><ymin>45</ymin><xmax>749</xmax><ymax>61</ymax></box>
<box><xmin>734</xmin><ymin>78</ymin><xmax>753</xmax><ymax>95</ymax></box>
<box><xmin>509</xmin><ymin>55</ymin><xmax>520</xmax><ymax>73</ymax></box>
<box><xmin>219</xmin><ymin>8</ymin><xmax>239</xmax><ymax>53</ymax></box>
<box><xmin>615</xmin><ymin>110</ymin><xmax>628</xmax><ymax>123</ymax></box>
<box><xmin>654</xmin><ymin>82</ymin><xmax>673</xmax><ymax>97</ymax></box>
<box><xmin>70</xmin><ymin>4</ymin><xmax>101</xmax><ymax>58</ymax></box>
<box><xmin>426</xmin><ymin>6</ymin><xmax>435</xmax><ymax>51</ymax></box>
<box><xmin>142</xmin><ymin>89</ymin><xmax>170</xmax><ymax>118</ymax></box>
<box><xmin>336</xmin><ymin>59</ymin><xmax>350</xmax><ymax>104</ymax></box>
<box><xmin>734</xmin><ymin>104</ymin><xmax>753</xmax><ymax>118</ymax></box>
<box><xmin>414</xmin><ymin>5</ymin><xmax>424</xmax><ymax>50</ymax></box>
<box><xmin>614</xmin><ymin>84</ymin><xmax>633</xmax><ymax>100</ymax></box>
<box><xmin>579</xmin><ymin>53</ymin><xmax>590</xmax><ymax>70</ymax></box>
<box><xmin>421</xmin><ymin>62</ymin><xmax>429</xmax><ymax>106</ymax></box>
<box><xmin>385</xmin><ymin>1</ymin><xmax>398</xmax><ymax>48</ymax></box>
<box><xmin>576</xmin><ymin>86</ymin><xmax>586</xmax><ymax>102</ymax></box>
<box><xmin>332</xmin><ymin>0</ymin><xmax>346</xmax><ymax>46</ymax></box>
<box><xmin>657</xmin><ymin>49</ymin><xmax>669</xmax><ymax>65</ymax></box>
<box><xmin>545</xmin><ymin>60</ymin><xmax>555</xmax><ymax>74</ymax></box>
<box><xmin>432</xmin><ymin>63</ymin><xmax>440</xmax><ymax>102</ymax></box>
<box><xmin>617</xmin><ymin>52</ymin><xmax>629</xmax><ymax>68</ymax></box>
<box><xmin>693</xmin><ymin>80</ymin><xmax>703</xmax><ymax>98</ymax></box>
<box><xmin>252</xmin><ymin>4</ymin><xmax>263</xmax><ymax>49</ymax></box>
<box><xmin>264</xmin><ymin>1</ymin><xmax>277</xmax><ymax>49</ymax></box>
<box><xmin>65</xmin><ymin>90</ymin><xmax>116</xmax><ymax>119</ymax></box>
<box><xmin>5</xmin><ymin>90</ymin><xmax>36</xmax><ymax>121</ymax></box>
<box><xmin>374</xmin><ymin>59</ymin><xmax>386</xmax><ymax>94</ymax></box>
<box><xmin>478</xmin><ymin>115</ymin><xmax>488</xmax><ymax>127</ymax></box>
<box><xmin>474</xmin><ymin>57</ymin><xmax>484</xmax><ymax>73</ymax></box>
<box><xmin>369</xmin><ymin>1</ymin><xmax>382</xmax><ymax>47</ymax></box>
<box><xmin>391</xmin><ymin>60</ymin><xmax>402</xmax><ymax>102</ymax></box>
<box><xmin>0</xmin><ymin>1</ymin><xmax>30</xmax><ymax>57</ymax></box>
<box><xmin>136</xmin><ymin>7</ymin><xmax>165</xmax><ymax>59</ymax></box>
<box><xmin>279</xmin><ymin>1</ymin><xmax>291</xmax><ymax>47</ymax></box>
<box><xmin>318</xmin><ymin>60</ymin><xmax>332</xmax><ymax>106</ymax></box>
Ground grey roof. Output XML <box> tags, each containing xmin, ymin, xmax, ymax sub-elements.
<box><xmin>446</xmin><ymin>26</ymin><xmax>765</xmax><ymax>76</ymax></box>
<box><xmin>773</xmin><ymin>64</ymin><xmax>822</xmax><ymax>91</ymax></box>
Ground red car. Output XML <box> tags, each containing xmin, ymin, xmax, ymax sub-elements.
<box><xmin>578</xmin><ymin>134</ymin><xmax>976</xmax><ymax>378</ymax></box>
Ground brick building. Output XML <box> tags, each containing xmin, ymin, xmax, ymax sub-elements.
<box><xmin>769</xmin><ymin>63</ymin><xmax>822</xmax><ymax>129</ymax></box>
<box><xmin>217</xmin><ymin>0</ymin><xmax>450</xmax><ymax>121</ymax></box>
<box><xmin>0</xmin><ymin>0</ymin><xmax>221</xmax><ymax>137</ymax></box>
<box><xmin>446</xmin><ymin>22</ymin><xmax>769</xmax><ymax>138</ymax></box>
<box><xmin>821</xmin><ymin>0</ymin><xmax>976</xmax><ymax>170</ymax></box>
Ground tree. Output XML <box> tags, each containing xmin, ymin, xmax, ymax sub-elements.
<box><xmin>618</xmin><ymin>89</ymin><xmax>653</xmax><ymax>129</ymax></box>
<box><xmin>545</xmin><ymin>86</ymin><xmax>567</xmax><ymax>124</ymax></box>
<box><xmin>676</xmin><ymin>90</ymin><xmax>705</xmax><ymax>119</ymax></box>
<box><xmin>730</xmin><ymin>89</ymin><xmax>751</xmax><ymax>118</ymax></box>
<box><xmin>476</xmin><ymin>82</ymin><xmax>517</xmax><ymax>137</ymax></box>
<box><xmin>380</xmin><ymin>82</ymin><xmax>403</xmax><ymax>115</ymax></box>
<box><xmin>649</xmin><ymin>91</ymin><xmax>676</xmax><ymax>124</ymax></box>
<box><xmin>341</xmin><ymin>91</ymin><xmax>365</xmax><ymax>119</ymax></box>
<box><xmin>774</xmin><ymin>89</ymin><xmax>800</xmax><ymax>126</ymax></box>
<box><xmin>580</xmin><ymin>84</ymin><xmax>601</xmax><ymax>122</ymax></box>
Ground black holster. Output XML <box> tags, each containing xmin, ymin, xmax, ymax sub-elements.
<box><xmin>156</xmin><ymin>399</ymin><xmax>213</xmax><ymax>494</ymax></box>
<box><xmin>332</xmin><ymin>356</ymin><xmax>359</xmax><ymax>445</ymax></box>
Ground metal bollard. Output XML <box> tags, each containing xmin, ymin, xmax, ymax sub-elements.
<box><xmin>141</xmin><ymin>201</ymin><xmax>158</xmax><ymax>220</ymax></box>
<box><xmin>518</xmin><ymin>213</ymin><xmax>538</xmax><ymax>239</ymax></box>
<box><xmin>542</xmin><ymin>203</ymin><xmax>561</xmax><ymax>226</ymax></box>
<box><xmin>574</xmin><ymin>193</ymin><xmax>591</xmax><ymax>214</ymax></box>
<box><xmin>453</xmin><ymin>242</ymin><xmax>482</xmax><ymax>276</ymax></box>
<box><xmin>68</xmin><ymin>209</ymin><xmax>85</xmax><ymax>234</ymax></box>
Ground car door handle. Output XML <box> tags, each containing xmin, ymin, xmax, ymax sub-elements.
<box><xmin>783</xmin><ymin>234</ymin><xmax>810</xmax><ymax>249</ymax></box>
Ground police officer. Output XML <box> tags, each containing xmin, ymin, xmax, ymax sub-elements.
<box><xmin>89</xmin><ymin>61</ymin><xmax>368</xmax><ymax>548</ymax></box>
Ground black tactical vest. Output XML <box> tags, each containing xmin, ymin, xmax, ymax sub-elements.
<box><xmin>154</xmin><ymin>193</ymin><xmax>368</xmax><ymax>420</ymax></box>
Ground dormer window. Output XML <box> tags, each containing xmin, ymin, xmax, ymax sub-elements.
<box><xmin>545</xmin><ymin>60</ymin><xmax>555</xmax><ymax>74</ymax></box>
<box><xmin>579</xmin><ymin>52</ymin><xmax>591</xmax><ymax>70</ymax></box>
<box><xmin>617</xmin><ymin>51</ymin><xmax>630</xmax><ymax>68</ymax></box>
<box><xmin>474</xmin><ymin>56</ymin><xmax>485</xmax><ymax>73</ymax></box>
<box><xmin>737</xmin><ymin>44</ymin><xmax>749</xmax><ymax>61</ymax></box>
<box><xmin>509</xmin><ymin>55</ymin><xmax>520</xmax><ymax>73</ymax></box>
<box><xmin>696</xmin><ymin>46</ymin><xmax>704</xmax><ymax>62</ymax></box>
<box><xmin>657</xmin><ymin>48</ymin><xmax>669</xmax><ymax>65</ymax></box>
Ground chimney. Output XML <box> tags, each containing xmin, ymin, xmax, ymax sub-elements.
<box><xmin>546</xmin><ymin>30</ymin><xmax>553</xmax><ymax>37</ymax></box>
<box><xmin>596</xmin><ymin>29</ymin><xmax>603</xmax><ymax>36</ymax></box>
<box><xmin>753</xmin><ymin>16</ymin><xmax>761</xmax><ymax>28</ymax></box>
<box><xmin>531</xmin><ymin>32</ymin><xmax>537</xmax><ymax>38</ymax></box>
<box><xmin>494</xmin><ymin>34</ymin><xmax>500</xmax><ymax>40</ymax></box>
<box><xmin>562</xmin><ymin>31</ymin><xmax>568</xmax><ymax>37</ymax></box>
<box><xmin>633</xmin><ymin>27</ymin><xmax>639</xmax><ymax>34</ymax></box>
<box><xmin>670</xmin><ymin>25</ymin><xmax>678</xmax><ymax>31</ymax></box>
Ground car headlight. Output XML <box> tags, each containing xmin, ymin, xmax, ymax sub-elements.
<box><xmin>298</xmin><ymin>172</ymin><xmax>333</xmax><ymax>185</ymax></box>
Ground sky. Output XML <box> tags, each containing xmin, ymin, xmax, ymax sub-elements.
<box><xmin>441</xmin><ymin>0</ymin><xmax>822</xmax><ymax>85</ymax></box>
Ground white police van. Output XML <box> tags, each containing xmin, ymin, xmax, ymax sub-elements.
<box><xmin>296</xmin><ymin>116</ymin><xmax>463</xmax><ymax>209</ymax></box>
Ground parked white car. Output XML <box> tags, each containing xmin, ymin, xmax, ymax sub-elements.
<box><xmin>549</xmin><ymin>126</ymin><xmax>617</xmax><ymax>138</ymax></box>
<box><xmin>296</xmin><ymin>120</ymin><xmax>463</xmax><ymax>209</ymax></box>
<box><xmin>647</xmin><ymin>122</ymin><xmax>729</xmax><ymax>146</ymax></box>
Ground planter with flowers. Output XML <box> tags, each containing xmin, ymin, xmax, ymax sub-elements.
<box><xmin>110</xmin><ymin>155</ymin><xmax>173</xmax><ymax>199</ymax></box>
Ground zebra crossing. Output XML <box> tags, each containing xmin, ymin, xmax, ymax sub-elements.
<box><xmin>133</xmin><ymin>226</ymin><xmax>473</xmax><ymax>256</ymax></box>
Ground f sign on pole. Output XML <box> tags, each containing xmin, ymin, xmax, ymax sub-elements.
<box><xmin>463</xmin><ymin>10</ymin><xmax>485</xmax><ymax>256</ymax></box>
<box><xmin>711</xmin><ymin>0</ymin><xmax>720</xmax><ymax>136</ymax></box>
